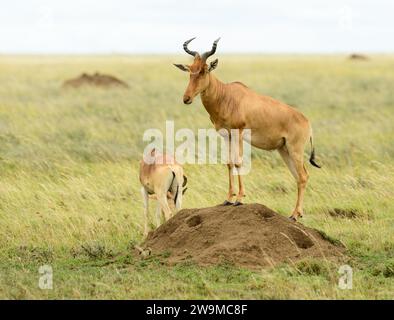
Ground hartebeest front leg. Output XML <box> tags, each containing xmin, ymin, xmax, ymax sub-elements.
<box><xmin>222</xmin><ymin>130</ymin><xmax>235</xmax><ymax>205</ymax></box>
<box><xmin>141</xmin><ymin>187</ymin><xmax>150</xmax><ymax>236</ymax></box>
<box><xmin>222</xmin><ymin>129</ymin><xmax>245</xmax><ymax>206</ymax></box>
<box><xmin>234</xmin><ymin>129</ymin><xmax>245</xmax><ymax>205</ymax></box>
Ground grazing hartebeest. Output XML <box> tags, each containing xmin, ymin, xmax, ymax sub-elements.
<box><xmin>174</xmin><ymin>38</ymin><xmax>321</xmax><ymax>221</ymax></box>
<box><xmin>139</xmin><ymin>149</ymin><xmax>187</xmax><ymax>235</ymax></box>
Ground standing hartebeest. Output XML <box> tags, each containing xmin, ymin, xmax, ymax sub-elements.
<box><xmin>139</xmin><ymin>149</ymin><xmax>187</xmax><ymax>235</ymax></box>
<box><xmin>174</xmin><ymin>38</ymin><xmax>321</xmax><ymax>221</ymax></box>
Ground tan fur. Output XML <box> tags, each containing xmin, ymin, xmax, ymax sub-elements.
<box><xmin>139</xmin><ymin>149</ymin><xmax>185</xmax><ymax>235</ymax></box>
<box><xmin>175</xmin><ymin>44</ymin><xmax>317</xmax><ymax>220</ymax></box>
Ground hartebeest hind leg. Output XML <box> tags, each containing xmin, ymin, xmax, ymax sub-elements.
<box><xmin>278</xmin><ymin>145</ymin><xmax>309</xmax><ymax>221</ymax></box>
<box><xmin>155</xmin><ymin>202</ymin><xmax>162</xmax><ymax>227</ymax></box>
<box><xmin>156</xmin><ymin>193</ymin><xmax>172</xmax><ymax>221</ymax></box>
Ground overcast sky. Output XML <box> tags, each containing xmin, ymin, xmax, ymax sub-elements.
<box><xmin>0</xmin><ymin>0</ymin><xmax>393</xmax><ymax>54</ymax></box>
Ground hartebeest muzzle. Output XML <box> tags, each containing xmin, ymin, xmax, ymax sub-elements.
<box><xmin>183</xmin><ymin>95</ymin><xmax>192</xmax><ymax>104</ymax></box>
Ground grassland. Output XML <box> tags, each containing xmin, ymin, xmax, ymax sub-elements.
<box><xmin>0</xmin><ymin>54</ymin><xmax>393</xmax><ymax>299</ymax></box>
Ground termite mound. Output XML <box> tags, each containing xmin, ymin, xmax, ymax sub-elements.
<box><xmin>141</xmin><ymin>203</ymin><xmax>346</xmax><ymax>269</ymax></box>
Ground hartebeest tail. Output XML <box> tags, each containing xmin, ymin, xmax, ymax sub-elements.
<box><xmin>182</xmin><ymin>175</ymin><xmax>188</xmax><ymax>194</ymax></box>
<box><xmin>309</xmin><ymin>135</ymin><xmax>321</xmax><ymax>168</ymax></box>
<box><xmin>170</xmin><ymin>171</ymin><xmax>188</xmax><ymax>205</ymax></box>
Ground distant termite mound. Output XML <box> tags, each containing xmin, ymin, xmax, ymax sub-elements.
<box><xmin>62</xmin><ymin>72</ymin><xmax>129</xmax><ymax>89</ymax></box>
<box><xmin>140</xmin><ymin>203</ymin><xmax>346</xmax><ymax>269</ymax></box>
<box><xmin>348</xmin><ymin>53</ymin><xmax>369</xmax><ymax>61</ymax></box>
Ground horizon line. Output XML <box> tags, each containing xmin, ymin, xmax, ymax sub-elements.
<box><xmin>1</xmin><ymin>51</ymin><xmax>394</xmax><ymax>56</ymax></box>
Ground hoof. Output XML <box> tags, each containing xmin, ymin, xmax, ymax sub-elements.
<box><xmin>289</xmin><ymin>216</ymin><xmax>297</xmax><ymax>222</ymax></box>
<box><xmin>233</xmin><ymin>201</ymin><xmax>243</xmax><ymax>206</ymax></box>
<box><xmin>222</xmin><ymin>200</ymin><xmax>234</xmax><ymax>206</ymax></box>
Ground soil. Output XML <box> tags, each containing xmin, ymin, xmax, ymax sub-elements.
<box><xmin>142</xmin><ymin>203</ymin><xmax>346</xmax><ymax>269</ymax></box>
<box><xmin>62</xmin><ymin>73</ymin><xmax>129</xmax><ymax>88</ymax></box>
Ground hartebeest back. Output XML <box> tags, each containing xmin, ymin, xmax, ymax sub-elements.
<box><xmin>174</xmin><ymin>38</ymin><xmax>320</xmax><ymax>221</ymax></box>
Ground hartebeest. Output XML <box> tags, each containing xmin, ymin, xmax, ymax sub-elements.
<box><xmin>174</xmin><ymin>38</ymin><xmax>320</xmax><ymax>221</ymax></box>
<box><xmin>139</xmin><ymin>149</ymin><xmax>187</xmax><ymax>235</ymax></box>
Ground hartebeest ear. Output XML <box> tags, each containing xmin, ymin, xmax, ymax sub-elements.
<box><xmin>208</xmin><ymin>59</ymin><xmax>219</xmax><ymax>72</ymax></box>
<box><xmin>173</xmin><ymin>64</ymin><xmax>190</xmax><ymax>72</ymax></box>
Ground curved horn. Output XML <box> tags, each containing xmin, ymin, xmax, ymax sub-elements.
<box><xmin>201</xmin><ymin>37</ymin><xmax>221</xmax><ymax>61</ymax></box>
<box><xmin>183</xmin><ymin>37</ymin><xmax>198</xmax><ymax>57</ymax></box>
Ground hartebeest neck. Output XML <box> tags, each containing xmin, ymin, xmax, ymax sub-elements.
<box><xmin>200</xmin><ymin>74</ymin><xmax>226</xmax><ymax>122</ymax></box>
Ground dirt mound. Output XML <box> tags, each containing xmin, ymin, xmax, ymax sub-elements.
<box><xmin>142</xmin><ymin>203</ymin><xmax>345</xmax><ymax>269</ymax></box>
<box><xmin>62</xmin><ymin>72</ymin><xmax>129</xmax><ymax>88</ymax></box>
<box><xmin>348</xmin><ymin>53</ymin><xmax>369</xmax><ymax>61</ymax></box>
